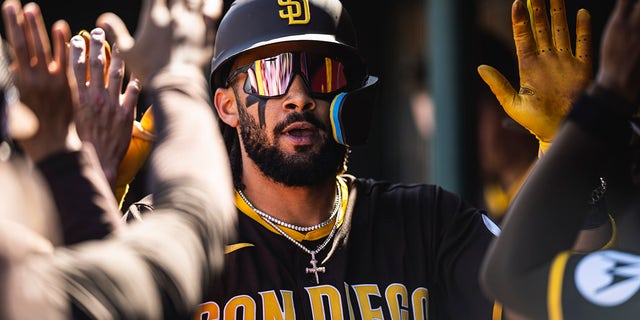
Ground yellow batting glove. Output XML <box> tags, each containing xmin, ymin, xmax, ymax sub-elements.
<box><xmin>115</xmin><ymin>106</ymin><xmax>155</xmax><ymax>208</ymax></box>
<box><xmin>478</xmin><ymin>0</ymin><xmax>592</xmax><ymax>156</ymax></box>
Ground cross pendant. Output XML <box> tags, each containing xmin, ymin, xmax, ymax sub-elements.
<box><xmin>305</xmin><ymin>252</ymin><xmax>326</xmax><ymax>284</ymax></box>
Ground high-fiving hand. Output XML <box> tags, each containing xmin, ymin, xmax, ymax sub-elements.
<box><xmin>478</xmin><ymin>0</ymin><xmax>592</xmax><ymax>154</ymax></box>
<box><xmin>96</xmin><ymin>0</ymin><xmax>222</xmax><ymax>87</ymax></box>
<box><xmin>70</xmin><ymin>29</ymin><xmax>141</xmax><ymax>188</ymax></box>
<box><xmin>1</xmin><ymin>0</ymin><xmax>76</xmax><ymax>162</ymax></box>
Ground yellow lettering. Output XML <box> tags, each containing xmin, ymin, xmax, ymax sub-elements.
<box><xmin>259</xmin><ymin>290</ymin><xmax>295</xmax><ymax>319</ymax></box>
<box><xmin>385</xmin><ymin>283</ymin><xmax>410</xmax><ymax>320</ymax></box>
<box><xmin>411</xmin><ymin>288</ymin><xmax>429</xmax><ymax>319</ymax></box>
<box><xmin>204</xmin><ymin>283</ymin><xmax>430</xmax><ymax>319</ymax></box>
<box><xmin>344</xmin><ymin>282</ymin><xmax>357</xmax><ymax>319</ymax></box>
<box><xmin>193</xmin><ymin>301</ymin><xmax>220</xmax><ymax>320</ymax></box>
<box><xmin>353</xmin><ymin>284</ymin><xmax>383</xmax><ymax>320</ymax></box>
<box><xmin>306</xmin><ymin>285</ymin><xmax>344</xmax><ymax>319</ymax></box>
<box><xmin>225</xmin><ymin>295</ymin><xmax>257</xmax><ymax>320</ymax></box>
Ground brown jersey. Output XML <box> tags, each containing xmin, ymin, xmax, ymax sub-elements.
<box><xmin>192</xmin><ymin>174</ymin><xmax>501</xmax><ymax>319</ymax></box>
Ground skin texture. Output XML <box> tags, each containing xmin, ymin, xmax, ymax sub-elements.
<box><xmin>2</xmin><ymin>1</ymin><xmax>78</xmax><ymax>162</ymax></box>
<box><xmin>233</xmin><ymin>81</ymin><xmax>347</xmax><ymax>187</ymax></box>
<box><xmin>478</xmin><ymin>0</ymin><xmax>592</xmax><ymax>153</ymax></box>
<box><xmin>480</xmin><ymin>0</ymin><xmax>640</xmax><ymax>317</ymax></box>
<box><xmin>213</xmin><ymin>66</ymin><xmax>343</xmax><ymax>227</ymax></box>
<box><xmin>1</xmin><ymin>0</ymin><xmax>235</xmax><ymax>318</ymax></box>
<box><xmin>70</xmin><ymin>28</ymin><xmax>140</xmax><ymax>188</ymax></box>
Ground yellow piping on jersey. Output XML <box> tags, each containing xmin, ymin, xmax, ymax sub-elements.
<box><xmin>549</xmin><ymin>251</ymin><xmax>570</xmax><ymax>320</ymax></box>
<box><xmin>234</xmin><ymin>176</ymin><xmax>349</xmax><ymax>242</ymax></box>
<box><xmin>225</xmin><ymin>243</ymin><xmax>255</xmax><ymax>254</ymax></box>
<box><xmin>492</xmin><ymin>301</ymin><xmax>503</xmax><ymax>320</ymax></box>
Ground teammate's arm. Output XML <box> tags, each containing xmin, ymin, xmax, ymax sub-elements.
<box><xmin>480</xmin><ymin>0</ymin><xmax>640</xmax><ymax>317</ymax></box>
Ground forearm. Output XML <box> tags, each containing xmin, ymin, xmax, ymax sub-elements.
<box><xmin>146</xmin><ymin>66</ymin><xmax>234</xmax><ymax>207</ymax></box>
<box><xmin>145</xmin><ymin>65</ymin><xmax>236</xmax><ymax>262</ymax></box>
<box><xmin>5</xmin><ymin>200</ymin><xmax>218</xmax><ymax>319</ymax></box>
<box><xmin>36</xmin><ymin>145</ymin><xmax>123</xmax><ymax>245</ymax></box>
<box><xmin>482</xmin><ymin>91</ymin><xmax>631</xmax><ymax>310</ymax></box>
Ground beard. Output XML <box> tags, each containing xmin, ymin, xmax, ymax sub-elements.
<box><xmin>237</xmin><ymin>105</ymin><xmax>347</xmax><ymax>187</ymax></box>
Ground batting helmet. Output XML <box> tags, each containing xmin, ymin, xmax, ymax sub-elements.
<box><xmin>210</xmin><ymin>0</ymin><xmax>379</xmax><ymax>146</ymax></box>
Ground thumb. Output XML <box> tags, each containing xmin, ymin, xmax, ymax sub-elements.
<box><xmin>477</xmin><ymin>64</ymin><xmax>517</xmax><ymax>113</ymax></box>
<box><xmin>96</xmin><ymin>12</ymin><xmax>134</xmax><ymax>53</ymax></box>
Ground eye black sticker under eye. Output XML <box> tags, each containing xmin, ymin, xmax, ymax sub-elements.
<box><xmin>245</xmin><ymin>95</ymin><xmax>268</xmax><ymax>128</ymax></box>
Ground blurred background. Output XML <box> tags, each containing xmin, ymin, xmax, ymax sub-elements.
<box><xmin>1</xmin><ymin>0</ymin><xmax>615</xmax><ymax>217</ymax></box>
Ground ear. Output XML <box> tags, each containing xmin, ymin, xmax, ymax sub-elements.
<box><xmin>214</xmin><ymin>87</ymin><xmax>239</xmax><ymax>128</ymax></box>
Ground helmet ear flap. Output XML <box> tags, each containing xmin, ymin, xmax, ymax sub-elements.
<box><xmin>330</xmin><ymin>76</ymin><xmax>380</xmax><ymax>146</ymax></box>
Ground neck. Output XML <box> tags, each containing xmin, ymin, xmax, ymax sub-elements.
<box><xmin>240</xmin><ymin>163</ymin><xmax>339</xmax><ymax>227</ymax></box>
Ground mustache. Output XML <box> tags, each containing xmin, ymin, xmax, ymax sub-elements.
<box><xmin>273</xmin><ymin>112</ymin><xmax>327</xmax><ymax>133</ymax></box>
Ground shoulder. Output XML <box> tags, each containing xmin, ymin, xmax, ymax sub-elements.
<box><xmin>350</xmin><ymin>175</ymin><xmax>465</xmax><ymax>205</ymax></box>
<box><xmin>350</xmin><ymin>175</ymin><xmax>438</xmax><ymax>195</ymax></box>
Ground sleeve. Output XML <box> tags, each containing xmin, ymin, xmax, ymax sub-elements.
<box><xmin>429</xmin><ymin>186</ymin><xmax>499</xmax><ymax>319</ymax></box>
<box><xmin>36</xmin><ymin>145</ymin><xmax>123</xmax><ymax>245</ymax></box>
<box><xmin>6</xmin><ymin>181</ymin><xmax>230</xmax><ymax>319</ymax></box>
<box><xmin>4</xmin><ymin>65</ymin><xmax>237</xmax><ymax>319</ymax></box>
<box><xmin>480</xmin><ymin>92</ymin><xmax>633</xmax><ymax>318</ymax></box>
<box><xmin>548</xmin><ymin>249</ymin><xmax>640</xmax><ymax>320</ymax></box>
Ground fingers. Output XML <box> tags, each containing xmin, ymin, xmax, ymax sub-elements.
<box><xmin>121</xmin><ymin>75</ymin><xmax>141</xmax><ymax>123</ymax></box>
<box><xmin>477</xmin><ymin>64</ymin><xmax>518</xmax><ymax>113</ymax></box>
<box><xmin>2</xmin><ymin>0</ymin><xmax>30</xmax><ymax>70</ymax></box>
<box><xmin>512</xmin><ymin>0</ymin><xmax>537</xmax><ymax>59</ymax></box>
<box><xmin>88</xmin><ymin>29</ymin><xmax>108</xmax><ymax>90</ymax></box>
<box><xmin>549</xmin><ymin>0</ymin><xmax>571</xmax><ymax>53</ymax></box>
<box><xmin>633</xmin><ymin>0</ymin><xmax>640</xmax><ymax>22</ymax></box>
<box><xmin>70</xmin><ymin>28</ymin><xmax>115</xmax><ymax>89</ymax></box>
<box><xmin>96</xmin><ymin>12</ymin><xmax>134</xmax><ymax>53</ymax></box>
<box><xmin>613</xmin><ymin>0</ymin><xmax>632</xmax><ymax>21</ymax></box>
<box><xmin>51</xmin><ymin>20</ymin><xmax>71</xmax><ymax>77</ymax></box>
<box><xmin>107</xmin><ymin>45</ymin><xmax>125</xmax><ymax>101</ymax></box>
<box><xmin>203</xmin><ymin>0</ymin><xmax>223</xmax><ymax>47</ymax></box>
<box><xmin>203</xmin><ymin>0</ymin><xmax>223</xmax><ymax>19</ymax></box>
<box><xmin>69</xmin><ymin>34</ymin><xmax>87</xmax><ymax>88</ymax></box>
<box><xmin>574</xmin><ymin>9</ymin><xmax>592</xmax><ymax>62</ymax></box>
<box><xmin>527</xmin><ymin>0</ymin><xmax>553</xmax><ymax>53</ymax></box>
<box><xmin>22</xmin><ymin>3</ymin><xmax>51</xmax><ymax>70</ymax></box>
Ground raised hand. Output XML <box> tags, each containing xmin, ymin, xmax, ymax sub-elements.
<box><xmin>70</xmin><ymin>28</ymin><xmax>141</xmax><ymax>188</ymax></box>
<box><xmin>96</xmin><ymin>0</ymin><xmax>222</xmax><ymax>87</ymax></box>
<box><xmin>1</xmin><ymin>0</ymin><xmax>77</xmax><ymax>162</ymax></box>
<box><xmin>478</xmin><ymin>0</ymin><xmax>592</xmax><ymax>154</ymax></box>
<box><xmin>593</xmin><ymin>0</ymin><xmax>640</xmax><ymax>108</ymax></box>
<box><xmin>2</xmin><ymin>0</ymin><xmax>80</xmax><ymax>162</ymax></box>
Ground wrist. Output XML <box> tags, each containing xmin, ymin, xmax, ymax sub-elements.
<box><xmin>20</xmin><ymin>127</ymin><xmax>81</xmax><ymax>163</ymax></box>
<box><xmin>537</xmin><ymin>140</ymin><xmax>551</xmax><ymax>158</ymax></box>
<box><xmin>582</xmin><ymin>177</ymin><xmax>608</xmax><ymax>229</ymax></box>
<box><xmin>585</xmin><ymin>82</ymin><xmax>636</xmax><ymax>118</ymax></box>
<box><xmin>149</xmin><ymin>64</ymin><xmax>206</xmax><ymax>89</ymax></box>
<box><xmin>566</xmin><ymin>92</ymin><xmax>632</xmax><ymax>150</ymax></box>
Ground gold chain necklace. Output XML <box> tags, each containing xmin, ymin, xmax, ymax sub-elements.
<box><xmin>238</xmin><ymin>182</ymin><xmax>340</xmax><ymax>232</ymax></box>
<box><xmin>237</xmin><ymin>181</ymin><xmax>341</xmax><ymax>284</ymax></box>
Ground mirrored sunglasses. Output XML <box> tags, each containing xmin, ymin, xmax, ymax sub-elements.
<box><xmin>227</xmin><ymin>52</ymin><xmax>354</xmax><ymax>98</ymax></box>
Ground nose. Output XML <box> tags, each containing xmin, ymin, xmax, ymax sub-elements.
<box><xmin>282</xmin><ymin>75</ymin><xmax>316</xmax><ymax>112</ymax></box>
